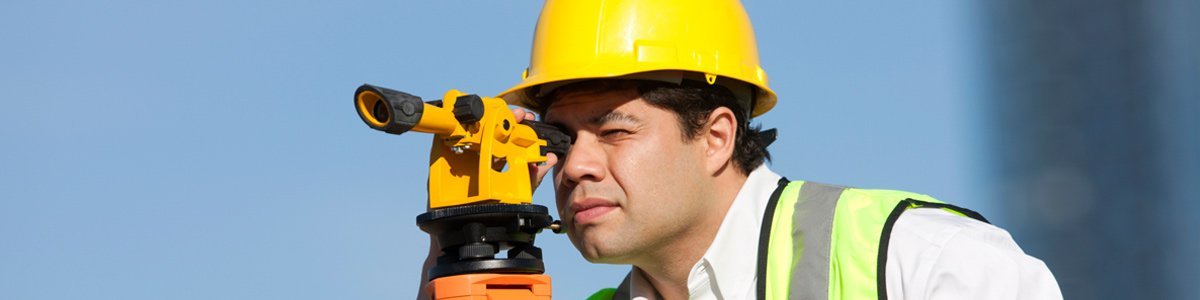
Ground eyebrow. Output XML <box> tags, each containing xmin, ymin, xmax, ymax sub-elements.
<box><xmin>545</xmin><ymin>110</ymin><xmax>641</xmax><ymax>129</ymax></box>
<box><xmin>588</xmin><ymin>111</ymin><xmax>640</xmax><ymax>126</ymax></box>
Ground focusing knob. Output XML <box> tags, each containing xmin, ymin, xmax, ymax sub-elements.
<box><xmin>454</xmin><ymin>94</ymin><xmax>485</xmax><ymax>125</ymax></box>
<box><xmin>458</xmin><ymin>242</ymin><xmax>496</xmax><ymax>260</ymax></box>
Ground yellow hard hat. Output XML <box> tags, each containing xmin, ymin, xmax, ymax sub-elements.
<box><xmin>498</xmin><ymin>0</ymin><xmax>777</xmax><ymax>117</ymax></box>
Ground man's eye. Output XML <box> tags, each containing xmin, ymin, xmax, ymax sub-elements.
<box><xmin>600</xmin><ymin>129</ymin><xmax>632</xmax><ymax>138</ymax></box>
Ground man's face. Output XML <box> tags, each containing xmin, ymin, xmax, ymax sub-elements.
<box><xmin>543</xmin><ymin>88</ymin><xmax>713</xmax><ymax>263</ymax></box>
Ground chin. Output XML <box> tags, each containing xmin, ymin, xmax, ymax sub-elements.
<box><xmin>568</xmin><ymin>233</ymin><xmax>602</xmax><ymax>261</ymax></box>
<box><xmin>580</xmin><ymin>249</ymin><xmax>625</xmax><ymax>264</ymax></box>
<box><xmin>571</xmin><ymin>233</ymin><xmax>629</xmax><ymax>264</ymax></box>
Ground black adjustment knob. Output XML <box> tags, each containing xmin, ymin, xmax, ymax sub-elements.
<box><xmin>453</xmin><ymin>94</ymin><xmax>485</xmax><ymax>125</ymax></box>
<box><xmin>458</xmin><ymin>242</ymin><xmax>496</xmax><ymax>260</ymax></box>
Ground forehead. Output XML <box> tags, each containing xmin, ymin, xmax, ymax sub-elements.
<box><xmin>543</xmin><ymin>88</ymin><xmax>641</xmax><ymax>121</ymax></box>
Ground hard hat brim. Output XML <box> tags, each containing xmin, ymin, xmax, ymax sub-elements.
<box><xmin>498</xmin><ymin>67</ymin><xmax>777</xmax><ymax>118</ymax></box>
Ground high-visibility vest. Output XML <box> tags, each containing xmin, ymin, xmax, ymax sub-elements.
<box><xmin>588</xmin><ymin>179</ymin><xmax>988</xmax><ymax>300</ymax></box>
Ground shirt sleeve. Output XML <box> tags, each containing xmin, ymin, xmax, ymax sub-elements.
<box><xmin>884</xmin><ymin>208</ymin><xmax>1063</xmax><ymax>300</ymax></box>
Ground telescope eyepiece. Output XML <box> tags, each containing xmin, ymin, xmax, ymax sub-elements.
<box><xmin>355</xmin><ymin>84</ymin><xmax>425</xmax><ymax>135</ymax></box>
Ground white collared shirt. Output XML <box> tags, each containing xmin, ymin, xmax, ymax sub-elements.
<box><xmin>626</xmin><ymin>165</ymin><xmax>1062</xmax><ymax>299</ymax></box>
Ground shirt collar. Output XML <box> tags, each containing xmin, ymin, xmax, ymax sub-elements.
<box><xmin>629</xmin><ymin>164</ymin><xmax>782</xmax><ymax>299</ymax></box>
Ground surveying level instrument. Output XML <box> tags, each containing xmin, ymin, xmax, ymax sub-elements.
<box><xmin>354</xmin><ymin>84</ymin><xmax>570</xmax><ymax>299</ymax></box>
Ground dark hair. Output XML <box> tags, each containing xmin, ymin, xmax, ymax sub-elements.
<box><xmin>532</xmin><ymin>79</ymin><xmax>771</xmax><ymax>175</ymax></box>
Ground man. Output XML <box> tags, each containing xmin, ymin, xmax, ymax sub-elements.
<box><xmin>426</xmin><ymin>0</ymin><xmax>1062</xmax><ymax>299</ymax></box>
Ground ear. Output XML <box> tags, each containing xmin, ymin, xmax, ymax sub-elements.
<box><xmin>702</xmin><ymin>107</ymin><xmax>738</xmax><ymax>175</ymax></box>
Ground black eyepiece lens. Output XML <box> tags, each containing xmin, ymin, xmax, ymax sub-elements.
<box><xmin>372</xmin><ymin>100</ymin><xmax>389</xmax><ymax>123</ymax></box>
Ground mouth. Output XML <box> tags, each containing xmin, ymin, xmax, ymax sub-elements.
<box><xmin>570</xmin><ymin>198</ymin><xmax>618</xmax><ymax>226</ymax></box>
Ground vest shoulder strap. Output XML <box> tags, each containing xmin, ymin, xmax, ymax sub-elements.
<box><xmin>755</xmin><ymin>177</ymin><xmax>792</xmax><ymax>299</ymax></box>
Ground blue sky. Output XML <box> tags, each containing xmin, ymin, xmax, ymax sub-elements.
<box><xmin>1</xmin><ymin>1</ymin><xmax>987</xmax><ymax>298</ymax></box>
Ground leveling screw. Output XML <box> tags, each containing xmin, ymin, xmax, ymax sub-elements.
<box><xmin>547</xmin><ymin>220</ymin><xmax>565</xmax><ymax>234</ymax></box>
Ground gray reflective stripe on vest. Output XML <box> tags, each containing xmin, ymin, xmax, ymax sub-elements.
<box><xmin>790</xmin><ymin>181</ymin><xmax>846</xmax><ymax>300</ymax></box>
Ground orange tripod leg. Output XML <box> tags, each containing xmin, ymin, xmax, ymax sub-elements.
<box><xmin>429</xmin><ymin>273</ymin><xmax>551</xmax><ymax>300</ymax></box>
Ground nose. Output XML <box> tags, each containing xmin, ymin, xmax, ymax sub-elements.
<box><xmin>559</xmin><ymin>134</ymin><xmax>606</xmax><ymax>187</ymax></box>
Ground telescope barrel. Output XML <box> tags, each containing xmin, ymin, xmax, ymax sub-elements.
<box><xmin>355</xmin><ymin>84</ymin><xmax>465</xmax><ymax>135</ymax></box>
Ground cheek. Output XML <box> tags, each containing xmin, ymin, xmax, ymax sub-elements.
<box><xmin>608</xmin><ymin>138</ymin><xmax>699</xmax><ymax>203</ymax></box>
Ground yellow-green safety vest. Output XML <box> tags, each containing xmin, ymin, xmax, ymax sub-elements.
<box><xmin>588</xmin><ymin>179</ymin><xmax>988</xmax><ymax>300</ymax></box>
